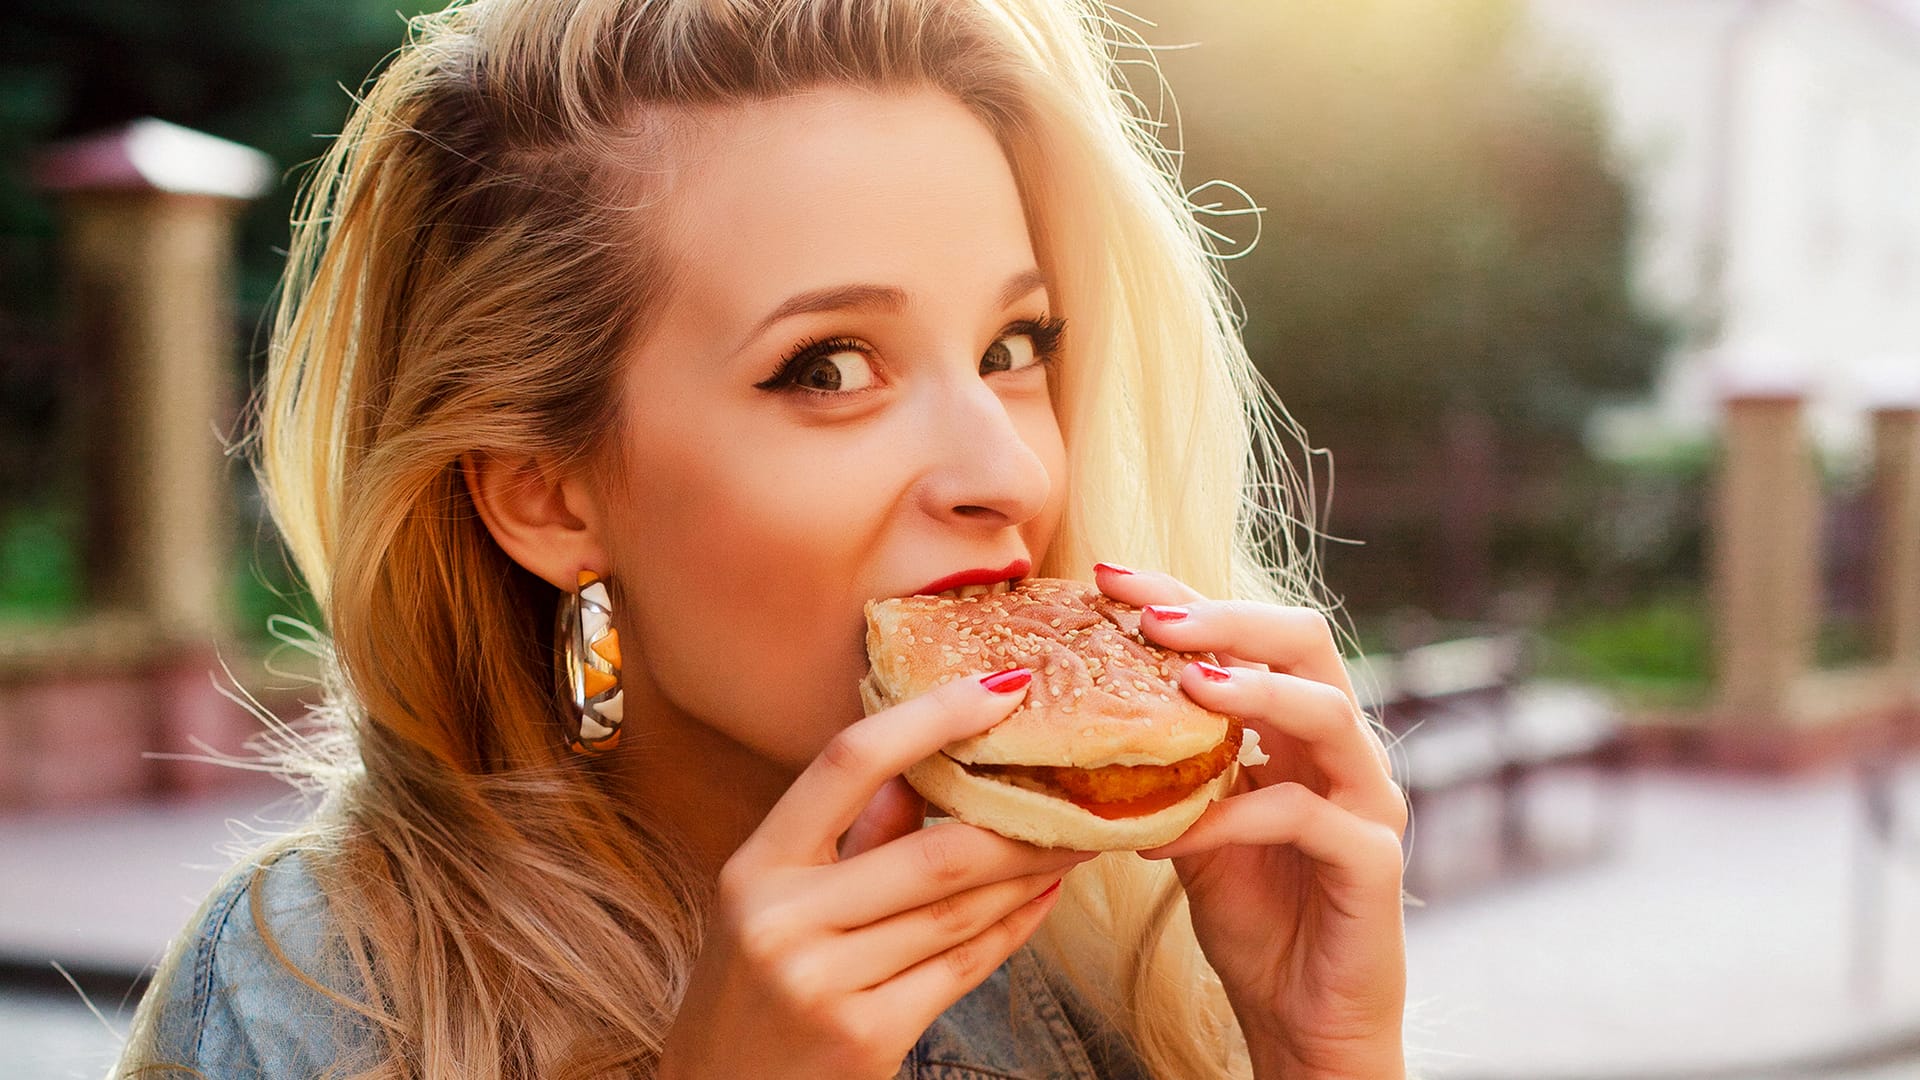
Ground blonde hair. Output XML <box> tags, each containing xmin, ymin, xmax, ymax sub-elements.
<box><xmin>120</xmin><ymin>0</ymin><xmax>1325</xmax><ymax>1076</ymax></box>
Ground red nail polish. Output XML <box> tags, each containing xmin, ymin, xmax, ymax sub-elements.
<box><xmin>1195</xmin><ymin>661</ymin><xmax>1232</xmax><ymax>682</ymax></box>
<box><xmin>980</xmin><ymin>667</ymin><xmax>1033</xmax><ymax>693</ymax></box>
<box><xmin>1094</xmin><ymin>562</ymin><xmax>1135</xmax><ymax>576</ymax></box>
<box><xmin>1144</xmin><ymin>605</ymin><xmax>1189</xmax><ymax>622</ymax></box>
<box><xmin>1034</xmin><ymin>879</ymin><xmax>1062</xmax><ymax>902</ymax></box>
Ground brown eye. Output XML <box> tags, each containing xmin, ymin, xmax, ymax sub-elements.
<box><xmin>792</xmin><ymin>348</ymin><xmax>876</xmax><ymax>392</ymax></box>
<box><xmin>982</xmin><ymin>334</ymin><xmax>1040</xmax><ymax>375</ymax></box>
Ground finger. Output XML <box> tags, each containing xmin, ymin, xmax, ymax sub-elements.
<box><xmin>1092</xmin><ymin>562</ymin><xmax>1268</xmax><ymax>671</ymax></box>
<box><xmin>1140</xmin><ymin>781</ymin><xmax>1405</xmax><ymax>902</ymax></box>
<box><xmin>857</xmin><ymin>871</ymin><xmax>1065</xmax><ymax>1033</ymax></box>
<box><xmin>821</xmin><ymin>820</ymin><xmax>1093</xmax><ymax>930</ymax></box>
<box><xmin>837</xmin><ymin>777</ymin><xmax>928</xmax><ymax>861</ymax></box>
<box><xmin>1136</xmin><ymin>598</ymin><xmax>1355</xmax><ymax>705</ymax></box>
<box><xmin>1179</xmin><ymin>663</ymin><xmax>1402</xmax><ymax>831</ymax></box>
<box><xmin>816</xmin><ymin>869</ymin><xmax>1067</xmax><ymax>991</ymax></box>
<box><xmin>1092</xmin><ymin>561</ymin><xmax>1204</xmax><ymax>606</ymax></box>
<box><xmin>747</xmin><ymin>667</ymin><xmax>1031</xmax><ymax>865</ymax></box>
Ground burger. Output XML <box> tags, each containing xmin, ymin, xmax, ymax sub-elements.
<box><xmin>860</xmin><ymin>577</ymin><xmax>1268</xmax><ymax>851</ymax></box>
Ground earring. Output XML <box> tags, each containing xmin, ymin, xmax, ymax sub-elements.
<box><xmin>557</xmin><ymin>569</ymin><xmax>623</xmax><ymax>753</ymax></box>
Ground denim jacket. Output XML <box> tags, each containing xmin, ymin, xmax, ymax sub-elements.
<box><xmin>136</xmin><ymin>850</ymin><xmax>1154</xmax><ymax>1079</ymax></box>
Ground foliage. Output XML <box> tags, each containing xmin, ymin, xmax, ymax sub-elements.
<box><xmin>1536</xmin><ymin>590</ymin><xmax>1711</xmax><ymax>706</ymax></box>
<box><xmin>233</xmin><ymin>511</ymin><xmax>324</xmax><ymax>645</ymax></box>
<box><xmin>1533</xmin><ymin>588</ymin><xmax>1880</xmax><ymax>708</ymax></box>
<box><xmin>0</xmin><ymin>503</ymin><xmax>79</xmax><ymax>617</ymax></box>
<box><xmin>1134</xmin><ymin>0</ymin><xmax>1672</xmax><ymax>445</ymax></box>
<box><xmin>1127</xmin><ymin>0</ymin><xmax>1676</xmax><ymax>618</ymax></box>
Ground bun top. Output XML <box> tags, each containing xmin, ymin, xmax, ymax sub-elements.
<box><xmin>863</xmin><ymin>577</ymin><xmax>1230</xmax><ymax>768</ymax></box>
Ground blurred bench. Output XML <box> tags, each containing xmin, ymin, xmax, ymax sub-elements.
<box><xmin>1355</xmin><ymin>634</ymin><xmax>1625</xmax><ymax>888</ymax></box>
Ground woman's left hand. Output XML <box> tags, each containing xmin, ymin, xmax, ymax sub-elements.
<box><xmin>1093</xmin><ymin>563</ymin><xmax>1408</xmax><ymax>1080</ymax></box>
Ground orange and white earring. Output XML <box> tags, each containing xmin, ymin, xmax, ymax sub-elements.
<box><xmin>557</xmin><ymin>570</ymin><xmax>623</xmax><ymax>753</ymax></box>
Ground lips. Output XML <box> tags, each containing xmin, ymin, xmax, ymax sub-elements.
<box><xmin>913</xmin><ymin>558</ymin><xmax>1031</xmax><ymax>600</ymax></box>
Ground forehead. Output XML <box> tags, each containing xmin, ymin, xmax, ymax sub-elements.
<box><xmin>648</xmin><ymin>85</ymin><xmax>1040</xmax><ymax>331</ymax></box>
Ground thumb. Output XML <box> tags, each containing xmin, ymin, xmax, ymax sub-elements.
<box><xmin>837</xmin><ymin>776</ymin><xmax>927</xmax><ymax>861</ymax></box>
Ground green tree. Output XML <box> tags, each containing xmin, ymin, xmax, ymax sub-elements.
<box><xmin>1125</xmin><ymin>0</ymin><xmax>1674</xmax><ymax>617</ymax></box>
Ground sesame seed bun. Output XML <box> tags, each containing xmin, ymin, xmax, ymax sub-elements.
<box><xmin>860</xmin><ymin>577</ymin><xmax>1240</xmax><ymax>850</ymax></box>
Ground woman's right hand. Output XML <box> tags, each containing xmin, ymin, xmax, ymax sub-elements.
<box><xmin>656</xmin><ymin>667</ymin><xmax>1094</xmax><ymax>1080</ymax></box>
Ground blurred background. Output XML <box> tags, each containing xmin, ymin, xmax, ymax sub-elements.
<box><xmin>1</xmin><ymin>0</ymin><xmax>1917</xmax><ymax>1076</ymax></box>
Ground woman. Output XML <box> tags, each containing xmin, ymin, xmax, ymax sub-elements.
<box><xmin>119</xmin><ymin>0</ymin><xmax>1408</xmax><ymax>1076</ymax></box>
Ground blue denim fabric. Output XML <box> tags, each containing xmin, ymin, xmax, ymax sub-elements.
<box><xmin>140</xmin><ymin>851</ymin><xmax>378</xmax><ymax>1077</ymax></box>
<box><xmin>137</xmin><ymin>850</ymin><xmax>1153</xmax><ymax>1079</ymax></box>
<box><xmin>904</xmin><ymin>945</ymin><xmax>1153</xmax><ymax>1080</ymax></box>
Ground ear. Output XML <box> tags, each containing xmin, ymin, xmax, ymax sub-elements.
<box><xmin>462</xmin><ymin>452</ymin><xmax>608</xmax><ymax>590</ymax></box>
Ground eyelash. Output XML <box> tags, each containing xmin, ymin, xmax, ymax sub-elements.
<box><xmin>755</xmin><ymin>315</ymin><xmax>1069</xmax><ymax>399</ymax></box>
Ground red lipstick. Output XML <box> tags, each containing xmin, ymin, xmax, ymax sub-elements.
<box><xmin>913</xmin><ymin>559</ymin><xmax>1031</xmax><ymax>597</ymax></box>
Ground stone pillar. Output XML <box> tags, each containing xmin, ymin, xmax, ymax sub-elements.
<box><xmin>1868</xmin><ymin>389</ymin><xmax>1920</xmax><ymax>692</ymax></box>
<box><xmin>32</xmin><ymin>119</ymin><xmax>272</xmax><ymax>645</ymax></box>
<box><xmin>1710</xmin><ymin>365</ymin><xmax>1820</xmax><ymax>723</ymax></box>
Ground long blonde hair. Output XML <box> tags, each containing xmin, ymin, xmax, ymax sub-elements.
<box><xmin>120</xmin><ymin>1</ymin><xmax>1325</xmax><ymax>1076</ymax></box>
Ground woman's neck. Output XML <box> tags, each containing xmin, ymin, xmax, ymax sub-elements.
<box><xmin>604</xmin><ymin>706</ymin><xmax>800</xmax><ymax>883</ymax></box>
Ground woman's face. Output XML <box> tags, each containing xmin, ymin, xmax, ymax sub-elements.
<box><xmin>595</xmin><ymin>86</ymin><xmax>1067</xmax><ymax>774</ymax></box>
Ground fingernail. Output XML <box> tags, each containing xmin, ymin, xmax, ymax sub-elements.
<box><xmin>1144</xmin><ymin>605</ymin><xmax>1189</xmax><ymax>622</ymax></box>
<box><xmin>1195</xmin><ymin>661</ymin><xmax>1233</xmax><ymax>682</ymax></box>
<box><xmin>1094</xmin><ymin>562</ymin><xmax>1134</xmax><ymax>576</ymax></box>
<box><xmin>980</xmin><ymin>667</ymin><xmax>1033</xmax><ymax>694</ymax></box>
<box><xmin>1032</xmin><ymin>879</ymin><xmax>1063</xmax><ymax>903</ymax></box>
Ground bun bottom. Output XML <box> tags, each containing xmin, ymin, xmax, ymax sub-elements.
<box><xmin>902</xmin><ymin>752</ymin><xmax>1238</xmax><ymax>851</ymax></box>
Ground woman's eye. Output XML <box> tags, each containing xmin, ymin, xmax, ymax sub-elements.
<box><xmin>981</xmin><ymin>334</ymin><xmax>1040</xmax><ymax>375</ymax></box>
<box><xmin>792</xmin><ymin>348</ymin><xmax>876</xmax><ymax>393</ymax></box>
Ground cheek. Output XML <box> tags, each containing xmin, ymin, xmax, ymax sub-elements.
<box><xmin>1015</xmin><ymin>395</ymin><xmax>1070</xmax><ymax>533</ymax></box>
<box><xmin>1025</xmin><ymin>400</ymin><xmax>1067</xmax><ymax>483</ymax></box>
<box><xmin>605</xmin><ymin>414</ymin><xmax>888</xmax><ymax>764</ymax></box>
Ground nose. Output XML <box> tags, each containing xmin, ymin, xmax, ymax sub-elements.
<box><xmin>912</xmin><ymin>377</ymin><xmax>1056</xmax><ymax>529</ymax></box>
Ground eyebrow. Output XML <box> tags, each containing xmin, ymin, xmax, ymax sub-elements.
<box><xmin>740</xmin><ymin>267</ymin><xmax>1051</xmax><ymax>350</ymax></box>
